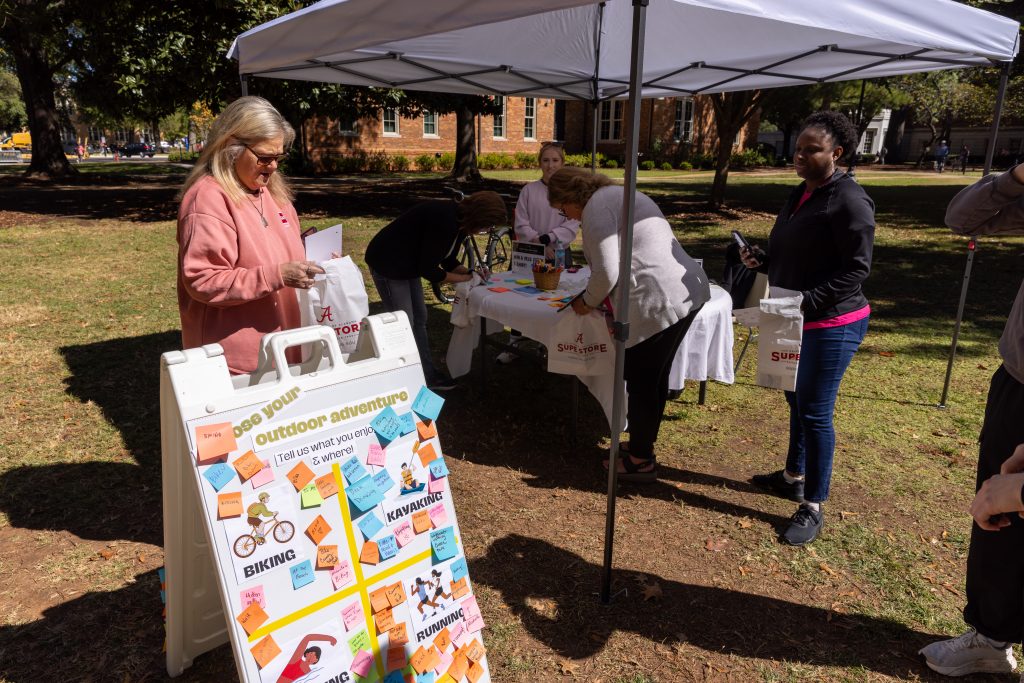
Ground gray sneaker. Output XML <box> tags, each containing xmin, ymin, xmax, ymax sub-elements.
<box><xmin>918</xmin><ymin>628</ymin><xmax>1016</xmax><ymax>676</ymax></box>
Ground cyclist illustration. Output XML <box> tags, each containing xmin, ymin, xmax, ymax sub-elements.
<box><xmin>247</xmin><ymin>492</ymin><xmax>276</xmax><ymax>538</ymax></box>
<box><xmin>234</xmin><ymin>492</ymin><xmax>295</xmax><ymax>558</ymax></box>
<box><xmin>399</xmin><ymin>462</ymin><xmax>425</xmax><ymax>495</ymax></box>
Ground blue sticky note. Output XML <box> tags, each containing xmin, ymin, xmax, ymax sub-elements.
<box><xmin>412</xmin><ymin>386</ymin><xmax>445</xmax><ymax>422</ymax></box>
<box><xmin>370</xmin><ymin>405</ymin><xmax>402</xmax><ymax>443</ymax></box>
<box><xmin>514</xmin><ymin>285</ymin><xmax>543</xmax><ymax>295</ymax></box>
<box><xmin>449</xmin><ymin>556</ymin><xmax>468</xmax><ymax>583</ymax></box>
<box><xmin>347</xmin><ymin>474</ymin><xmax>385</xmax><ymax>513</ymax></box>
<box><xmin>430</xmin><ymin>526</ymin><xmax>458</xmax><ymax>562</ymax></box>
<box><xmin>372</xmin><ymin>468</ymin><xmax>395</xmax><ymax>495</ymax></box>
<box><xmin>398</xmin><ymin>412</ymin><xmax>416</xmax><ymax>436</ymax></box>
<box><xmin>357</xmin><ymin>512</ymin><xmax>384</xmax><ymax>540</ymax></box>
<box><xmin>416</xmin><ymin>673</ymin><xmax>436</xmax><ymax>683</ymax></box>
<box><xmin>385</xmin><ymin>672</ymin><xmax>405</xmax><ymax>683</ymax></box>
<box><xmin>290</xmin><ymin>560</ymin><xmax>315</xmax><ymax>589</ymax></box>
<box><xmin>202</xmin><ymin>463</ymin><xmax>234</xmax><ymax>491</ymax></box>
<box><xmin>428</xmin><ymin>457</ymin><xmax>449</xmax><ymax>479</ymax></box>
<box><xmin>377</xmin><ymin>534</ymin><xmax>398</xmax><ymax>560</ymax></box>
<box><xmin>341</xmin><ymin>455</ymin><xmax>369</xmax><ymax>484</ymax></box>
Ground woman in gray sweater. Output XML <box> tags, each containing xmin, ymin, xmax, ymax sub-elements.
<box><xmin>547</xmin><ymin>167</ymin><xmax>710</xmax><ymax>482</ymax></box>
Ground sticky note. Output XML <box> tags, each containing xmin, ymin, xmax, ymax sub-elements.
<box><xmin>203</xmin><ymin>463</ymin><xmax>234</xmax><ymax>491</ymax></box>
<box><xmin>433</xmin><ymin>627</ymin><xmax>452</xmax><ymax>653</ymax></box>
<box><xmin>233</xmin><ymin>449</ymin><xmax>265</xmax><ymax>481</ymax></box>
<box><xmin>240</xmin><ymin>585</ymin><xmax>265</xmax><ymax>609</ymax></box>
<box><xmin>422</xmin><ymin>647</ymin><xmax>442</xmax><ymax>672</ymax></box>
<box><xmin>428</xmin><ymin>457</ymin><xmax>449</xmax><ymax>479</ymax></box>
<box><xmin>394</xmin><ymin>520</ymin><xmax>415</xmax><ymax>547</ymax></box>
<box><xmin>317</xmin><ymin>544</ymin><xmax>339</xmax><ymax>569</ymax></box>
<box><xmin>341</xmin><ymin>600</ymin><xmax>364</xmax><ymax>631</ymax></box>
<box><xmin>290</xmin><ymin>559</ymin><xmax>315</xmax><ymax>589</ymax></box>
<box><xmin>366</xmin><ymin>442</ymin><xmax>386</xmax><ymax>467</ymax></box>
<box><xmin>435</xmin><ymin>650</ymin><xmax>453</xmax><ymax>674</ymax></box>
<box><xmin>250</xmin><ymin>634</ymin><xmax>281</xmax><ymax>669</ymax></box>
<box><xmin>372</xmin><ymin>468</ymin><xmax>396</xmax><ymax>495</ymax></box>
<box><xmin>286</xmin><ymin>461</ymin><xmax>315</xmax><ymax>491</ymax></box>
<box><xmin>360</xmin><ymin>540</ymin><xmax>380</xmax><ymax>565</ymax></box>
<box><xmin>398</xmin><ymin>412</ymin><xmax>416</xmax><ymax>436</ymax></box>
<box><xmin>385</xmin><ymin>671</ymin><xmax>405</xmax><ymax>683</ymax></box>
<box><xmin>430</xmin><ymin>527</ymin><xmax>458</xmax><ymax>561</ymax></box>
<box><xmin>306</xmin><ymin>515</ymin><xmax>332</xmax><ymax>544</ymax></box>
<box><xmin>389</xmin><ymin>621</ymin><xmax>409</xmax><ymax>646</ymax></box>
<box><xmin>385</xmin><ymin>581</ymin><xmax>407</xmax><ymax>607</ymax></box>
<box><xmin>195</xmin><ymin>422</ymin><xmax>236</xmax><ymax>463</ymax></box>
<box><xmin>369</xmin><ymin>586</ymin><xmax>391</xmax><ymax>613</ymax></box>
<box><xmin>464</xmin><ymin>638</ymin><xmax>485</xmax><ymax>662</ymax></box>
<box><xmin>419</xmin><ymin>672</ymin><xmax>438</xmax><ymax>683</ymax></box>
<box><xmin>412</xmin><ymin>386</ymin><xmax>445</xmax><ymax>422</ymax></box>
<box><xmin>487</xmin><ymin>286</ymin><xmax>511</xmax><ymax>293</ymax></box>
<box><xmin>217</xmin><ymin>491</ymin><xmax>243</xmax><ymax>518</ymax></box>
<box><xmin>348</xmin><ymin>629</ymin><xmax>371</xmax><ymax>657</ymax></box>
<box><xmin>449</xmin><ymin>557</ymin><xmax>468</xmax><ymax>583</ymax></box>
<box><xmin>358</xmin><ymin>512</ymin><xmax>385</xmax><ymax>539</ymax></box>
<box><xmin>249</xmin><ymin>459</ymin><xmax>275</xmax><ymax>488</ymax></box>
<box><xmin>461</xmin><ymin>596</ymin><xmax>485</xmax><ymax>632</ymax></box>
<box><xmin>236</xmin><ymin>600</ymin><xmax>269</xmax><ymax>635</ymax></box>
<box><xmin>331</xmin><ymin>560</ymin><xmax>353</xmax><ymax>590</ymax></box>
<box><xmin>341</xmin><ymin>455</ymin><xmax>368</xmax><ymax>483</ymax></box>
<box><xmin>300</xmin><ymin>482</ymin><xmax>323</xmax><ymax>508</ymax></box>
<box><xmin>447</xmin><ymin>653</ymin><xmax>469</xmax><ymax>680</ymax></box>
<box><xmin>412</xmin><ymin>510</ymin><xmax>432</xmax><ymax>534</ymax></box>
<box><xmin>417</xmin><ymin>443</ymin><xmax>439</xmax><ymax>466</ymax></box>
<box><xmin>451</xmin><ymin>577</ymin><xmax>469</xmax><ymax>600</ymax></box>
<box><xmin>374</xmin><ymin>606</ymin><xmax>395</xmax><ymax>633</ymax></box>
<box><xmin>351</xmin><ymin>650</ymin><xmax>373</xmax><ymax>677</ymax></box>
<box><xmin>315</xmin><ymin>472</ymin><xmax>339</xmax><ymax>499</ymax></box>
<box><xmin>514</xmin><ymin>278</ymin><xmax>533</xmax><ymax>285</ymax></box>
<box><xmin>448</xmin><ymin>622</ymin><xmax>466</xmax><ymax>647</ymax></box>
<box><xmin>428</xmin><ymin>502</ymin><xmax>449</xmax><ymax>528</ymax></box>
<box><xmin>371</xmin><ymin>405</ymin><xmax>403</xmax><ymax>443</ymax></box>
<box><xmin>377</xmin><ymin>534</ymin><xmax>399</xmax><ymax>560</ymax></box>
<box><xmin>428</xmin><ymin>475</ymin><xmax>447</xmax><ymax>494</ymax></box>
<box><xmin>387</xmin><ymin>646</ymin><xmax>407</xmax><ymax>671</ymax></box>
<box><xmin>347</xmin><ymin>474</ymin><xmax>385</xmax><ymax>512</ymax></box>
<box><xmin>466</xmin><ymin>660</ymin><xmax>485</xmax><ymax>683</ymax></box>
<box><xmin>410</xmin><ymin>646</ymin><xmax>431</xmax><ymax>674</ymax></box>
<box><xmin>416</xmin><ymin>420</ymin><xmax>437</xmax><ymax>441</ymax></box>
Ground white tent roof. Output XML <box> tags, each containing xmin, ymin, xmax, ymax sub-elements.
<box><xmin>229</xmin><ymin>0</ymin><xmax>1020</xmax><ymax>100</ymax></box>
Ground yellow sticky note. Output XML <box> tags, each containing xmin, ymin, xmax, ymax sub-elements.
<box><xmin>317</xmin><ymin>544</ymin><xmax>339</xmax><ymax>569</ymax></box>
<box><xmin>232</xmin><ymin>449</ymin><xmax>264</xmax><ymax>481</ymax></box>
<box><xmin>287</xmin><ymin>461</ymin><xmax>316</xmax><ymax>491</ymax></box>
<box><xmin>217</xmin><ymin>491</ymin><xmax>243</xmax><ymax>519</ymax></box>
<box><xmin>300</xmin><ymin>482</ymin><xmax>323</xmax><ymax>508</ymax></box>
<box><xmin>360</xmin><ymin>540</ymin><xmax>380</xmax><ymax>565</ymax></box>
<box><xmin>515</xmin><ymin>278</ymin><xmax>533</xmax><ymax>285</ymax></box>
<box><xmin>385</xmin><ymin>581</ymin><xmax>407</xmax><ymax>608</ymax></box>
<box><xmin>466</xmin><ymin>660</ymin><xmax>485</xmax><ymax>683</ymax></box>
<box><xmin>389</xmin><ymin>622</ymin><xmax>409</xmax><ymax>647</ymax></box>
<box><xmin>416</xmin><ymin>420</ymin><xmax>437</xmax><ymax>441</ymax></box>
<box><xmin>195</xmin><ymin>422</ymin><xmax>236</xmax><ymax>463</ymax></box>
<box><xmin>417</xmin><ymin>443</ymin><xmax>438</xmax><ymax>467</ymax></box>
<box><xmin>236</xmin><ymin>600</ymin><xmax>269</xmax><ymax>636</ymax></box>
<box><xmin>373</xmin><ymin>606</ymin><xmax>395</xmax><ymax>633</ymax></box>
<box><xmin>433</xmin><ymin>627</ymin><xmax>452</xmax><ymax>653</ymax></box>
<box><xmin>250</xmin><ymin>634</ymin><xmax>281</xmax><ymax>669</ymax></box>
<box><xmin>314</xmin><ymin>472</ymin><xmax>339</xmax><ymax>499</ymax></box>
<box><xmin>305</xmin><ymin>514</ymin><xmax>331</xmax><ymax>545</ymax></box>
<box><xmin>369</xmin><ymin>586</ymin><xmax>390</xmax><ymax>613</ymax></box>
<box><xmin>412</xmin><ymin>509</ymin><xmax>432</xmax><ymax>534</ymax></box>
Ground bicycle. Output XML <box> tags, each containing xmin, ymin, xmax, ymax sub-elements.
<box><xmin>431</xmin><ymin>187</ymin><xmax>516</xmax><ymax>304</ymax></box>
<box><xmin>233</xmin><ymin>513</ymin><xmax>295</xmax><ymax>558</ymax></box>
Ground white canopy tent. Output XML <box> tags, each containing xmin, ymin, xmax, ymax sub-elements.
<box><xmin>230</xmin><ymin>0</ymin><xmax>1019</xmax><ymax>602</ymax></box>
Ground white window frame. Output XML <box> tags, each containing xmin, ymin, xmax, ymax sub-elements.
<box><xmin>598</xmin><ymin>100</ymin><xmax>623</xmax><ymax>141</ymax></box>
<box><xmin>493</xmin><ymin>96</ymin><xmax>506</xmax><ymax>139</ymax></box>
<box><xmin>382</xmin><ymin>108</ymin><xmax>400</xmax><ymax>137</ymax></box>
<box><xmin>673</xmin><ymin>98</ymin><xmax>693</xmax><ymax>143</ymax></box>
<box><xmin>861</xmin><ymin>129</ymin><xmax>876</xmax><ymax>154</ymax></box>
<box><xmin>422</xmin><ymin>111</ymin><xmax>438</xmax><ymax>137</ymax></box>
<box><xmin>523</xmin><ymin>97</ymin><xmax>536</xmax><ymax>140</ymax></box>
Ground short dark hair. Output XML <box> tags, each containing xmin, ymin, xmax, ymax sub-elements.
<box><xmin>304</xmin><ymin>646</ymin><xmax>321</xmax><ymax>663</ymax></box>
<box><xmin>800</xmin><ymin>111</ymin><xmax>859</xmax><ymax>163</ymax></box>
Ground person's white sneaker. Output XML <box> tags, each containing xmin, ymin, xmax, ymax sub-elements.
<box><xmin>918</xmin><ymin>628</ymin><xmax>1016</xmax><ymax>676</ymax></box>
<box><xmin>496</xmin><ymin>337</ymin><xmax>522</xmax><ymax>364</ymax></box>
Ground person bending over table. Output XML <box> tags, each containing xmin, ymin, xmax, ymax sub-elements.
<box><xmin>365</xmin><ymin>191</ymin><xmax>507</xmax><ymax>391</ymax></box>
<box><xmin>547</xmin><ymin>167</ymin><xmax>710</xmax><ymax>483</ymax></box>
<box><xmin>177</xmin><ymin>96</ymin><xmax>323</xmax><ymax>375</ymax></box>
<box><xmin>742</xmin><ymin>111</ymin><xmax>875</xmax><ymax>546</ymax></box>
<box><xmin>499</xmin><ymin>142</ymin><xmax>581</xmax><ymax>363</ymax></box>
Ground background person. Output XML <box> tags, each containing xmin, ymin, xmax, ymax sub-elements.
<box><xmin>743</xmin><ymin>111</ymin><xmax>875</xmax><ymax>546</ymax></box>
<box><xmin>364</xmin><ymin>191</ymin><xmax>507</xmax><ymax>391</ymax></box>
<box><xmin>177</xmin><ymin>96</ymin><xmax>322</xmax><ymax>375</ymax></box>
<box><xmin>547</xmin><ymin>167</ymin><xmax>710</xmax><ymax>483</ymax></box>
<box><xmin>918</xmin><ymin>163</ymin><xmax>1024</xmax><ymax>678</ymax></box>
<box><xmin>936</xmin><ymin>140</ymin><xmax>951</xmax><ymax>173</ymax></box>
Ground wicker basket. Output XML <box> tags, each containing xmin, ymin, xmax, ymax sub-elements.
<box><xmin>533</xmin><ymin>269</ymin><xmax>561</xmax><ymax>291</ymax></box>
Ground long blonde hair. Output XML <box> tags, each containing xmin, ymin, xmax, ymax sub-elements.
<box><xmin>179</xmin><ymin>96</ymin><xmax>295</xmax><ymax>205</ymax></box>
<box><xmin>547</xmin><ymin>167</ymin><xmax>614</xmax><ymax>208</ymax></box>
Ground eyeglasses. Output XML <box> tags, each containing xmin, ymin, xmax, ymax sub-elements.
<box><xmin>557</xmin><ymin>209</ymin><xmax>568</xmax><ymax>218</ymax></box>
<box><xmin>245</xmin><ymin>145</ymin><xmax>289</xmax><ymax>166</ymax></box>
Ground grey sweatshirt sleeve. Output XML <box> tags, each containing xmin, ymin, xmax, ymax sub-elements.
<box><xmin>946</xmin><ymin>166</ymin><xmax>1024</xmax><ymax>236</ymax></box>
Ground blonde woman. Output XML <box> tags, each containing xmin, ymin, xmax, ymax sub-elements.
<box><xmin>177</xmin><ymin>96</ymin><xmax>322</xmax><ymax>374</ymax></box>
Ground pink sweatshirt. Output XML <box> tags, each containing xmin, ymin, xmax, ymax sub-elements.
<box><xmin>177</xmin><ymin>175</ymin><xmax>306</xmax><ymax>374</ymax></box>
<box><xmin>513</xmin><ymin>179</ymin><xmax>580</xmax><ymax>245</ymax></box>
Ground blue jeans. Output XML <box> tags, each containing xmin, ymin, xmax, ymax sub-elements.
<box><xmin>370</xmin><ymin>270</ymin><xmax>440</xmax><ymax>381</ymax></box>
<box><xmin>784</xmin><ymin>316</ymin><xmax>869</xmax><ymax>503</ymax></box>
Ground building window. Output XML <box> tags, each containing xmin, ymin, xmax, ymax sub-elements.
<box><xmin>861</xmin><ymin>130</ymin><xmax>876</xmax><ymax>154</ymax></box>
<box><xmin>88</xmin><ymin>126</ymin><xmax>103</xmax><ymax>144</ymax></box>
<box><xmin>523</xmin><ymin>97</ymin><xmax>536</xmax><ymax>140</ymax></box>
<box><xmin>338</xmin><ymin>116</ymin><xmax>359</xmax><ymax>136</ymax></box>
<box><xmin>673</xmin><ymin>99</ymin><xmax>693</xmax><ymax>142</ymax></box>
<box><xmin>598</xmin><ymin>100</ymin><xmax>623</xmax><ymax>141</ymax></box>
<box><xmin>382</xmin><ymin>109</ymin><xmax>399</xmax><ymax>136</ymax></box>
<box><xmin>493</xmin><ymin>96</ymin><xmax>506</xmax><ymax>138</ymax></box>
<box><xmin>423</xmin><ymin>112</ymin><xmax>438</xmax><ymax>137</ymax></box>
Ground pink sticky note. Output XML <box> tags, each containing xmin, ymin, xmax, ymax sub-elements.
<box><xmin>427</xmin><ymin>502</ymin><xmax>448</xmax><ymax>528</ymax></box>
<box><xmin>461</xmin><ymin>595</ymin><xmax>485</xmax><ymax>633</ymax></box>
<box><xmin>331</xmin><ymin>560</ymin><xmax>354</xmax><ymax>590</ymax></box>
<box><xmin>249</xmin><ymin>460</ymin><xmax>275</xmax><ymax>489</ymax></box>
<box><xmin>366</xmin><ymin>443</ymin><xmax>386</xmax><ymax>467</ymax></box>
<box><xmin>341</xmin><ymin>601</ymin><xmax>364</xmax><ymax>631</ymax></box>
<box><xmin>448</xmin><ymin>621</ymin><xmax>467</xmax><ymax>647</ymax></box>
<box><xmin>394</xmin><ymin>520</ymin><xmax>415</xmax><ymax>548</ymax></box>
<box><xmin>351</xmin><ymin>650</ymin><xmax>373</xmax><ymax>677</ymax></box>
<box><xmin>435</xmin><ymin>649</ymin><xmax>454</xmax><ymax>674</ymax></box>
<box><xmin>239</xmin><ymin>585</ymin><xmax>265</xmax><ymax>609</ymax></box>
<box><xmin>428</xmin><ymin>475</ymin><xmax>446</xmax><ymax>494</ymax></box>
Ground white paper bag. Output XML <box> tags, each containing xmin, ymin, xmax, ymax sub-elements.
<box><xmin>547</xmin><ymin>311</ymin><xmax>614</xmax><ymax>376</ymax></box>
<box><xmin>298</xmin><ymin>256</ymin><xmax>369</xmax><ymax>354</ymax></box>
<box><xmin>449</xmin><ymin>273</ymin><xmax>483</xmax><ymax>328</ymax></box>
<box><xmin>756</xmin><ymin>287</ymin><xmax>803</xmax><ymax>391</ymax></box>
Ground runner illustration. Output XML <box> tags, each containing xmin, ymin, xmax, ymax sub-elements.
<box><xmin>411</xmin><ymin>576</ymin><xmax>440</xmax><ymax>620</ymax></box>
<box><xmin>399</xmin><ymin>462</ymin><xmax>425</xmax><ymax>495</ymax></box>
<box><xmin>276</xmin><ymin>633</ymin><xmax>336</xmax><ymax>683</ymax></box>
<box><xmin>430</xmin><ymin>568</ymin><xmax>452</xmax><ymax>603</ymax></box>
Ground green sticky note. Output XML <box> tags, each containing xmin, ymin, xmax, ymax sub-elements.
<box><xmin>348</xmin><ymin>628</ymin><xmax>371</xmax><ymax>656</ymax></box>
<box><xmin>300</xmin><ymin>482</ymin><xmax>323</xmax><ymax>508</ymax></box>
<box><xmin>515</xmin><ymin>278</ymin><xmax>533</xmax><ymax>285</ymax></box>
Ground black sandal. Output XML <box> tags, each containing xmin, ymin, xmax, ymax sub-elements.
<box><xmin>603</xmin><ymin>443</ymin><xmax>657</xmax><ymax>483</ymax></box>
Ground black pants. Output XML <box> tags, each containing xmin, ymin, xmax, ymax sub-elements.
<box><xmin>623</xmin><ymin>306</ymin><xmax>702</xmax><ymax>459</ymax></box>
<box><xmin>964</xmin><ymin>365</ymin><xmax>1024</xmax><ymax>642</ymax></box>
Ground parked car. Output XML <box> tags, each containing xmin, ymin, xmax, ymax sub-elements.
<box><xmin>118</xmin><ymin>142</ymin><xmax>156</xmax><ymax>158</ymax></box>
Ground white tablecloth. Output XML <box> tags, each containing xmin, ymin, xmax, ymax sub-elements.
<box><xmin>446</xmin><ymin>269</ymin><xmax>733</xmax><ymax>427</ymax></box>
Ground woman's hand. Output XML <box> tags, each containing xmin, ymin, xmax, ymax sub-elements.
<box><xmin>571</xmin><ymin>296</ymin><xmax>593</xmax><ymax>316</ymax></box>
<box><xmin>280</xmin><ymin>260</ymin><xmax>324</xmax><ymax>289</ymax></box>
<box><xmin>1000</xmin><ymin>443</ymin><xmax>1024</xmax><ymax>474</ymax></box>
<box><xmin>442</xmin><ymin>271</ymin><xmax>473</xmax><ymax>284</ymax></box>
<box><xmin>740</xmin><ymin>246</ymin><xmax>763</xmax><ymax>269</ymax></box>
<box><xmin>971</xmin><ymin>471</ymin><xmax>1024</xmax><ymax>530</ymax></box>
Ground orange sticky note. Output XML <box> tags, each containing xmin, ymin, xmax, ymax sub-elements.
<box><xmin>314</xmin><ymin>472</ymin><xmax>339</xmax><ymax>499</ymax></box>
<box><xmin>217</xmin><ymin>491</ymin><xmax>243</xmax><ymax>519</ymax></box>
<box><xmin>195</xmin><ymin>422</ymin><xmax>236</xmax><ymax>463</ymax></box>
<box><xmin>369</xmin><ymin>586</ymin><xmax>391</xmax><ymax>613</ymax></box>
<box><xmin>446</xmin><ymin>653</ymin><xmax>469</xmax><ymax>680</ymax></box>
<box><xmin>236</xmin><ymin>600</ymin><xmax>269</xmax><ymax>635</ymax></box>
<box><xmin>409</xmin><ymin>646</ymin><xmax>430</xmax><ymax>674</ymax></box>
<box><xmin>385</xmin><ymin>581</ymin><xmax>407</xmax><ymax>607</ymax></box>
<box><xmin>451</xmin><ymin>577</ymin><xmax>469</xmax><ymax>600</ymax></box>
<box><xmin>423</xmin><ymin>645</ymin><xmax>441</xmax><ymax>671</ymax></box>
<box><xmin>466</xmin><ymin>660</ymin><xmax>485</xmax><ymax>683</ymax></box>
<box><xmin>374</xmin><ymin>606</ymin><xmax>395</xmax><ymax>633</ymax></box>
<box><xmin>286</xmin><ymin>461</ymin><xmax>316</xmax><ymax>491</ymax></box>
<box><xmin>250</xmin><ymin>634</ymin><xmax>281</xmax><ymax>669</ymax></box>
<box><xmin>306</xmin><ymin>515</ymin><xmax>332</xmax><ymax>544</ymax></box>
<box><xmin>317</xmin><ymin>544</ymin><xmax>339</xmax><ymax>569</ymax></box>
<box><xmin>387</xmin><ymin>646</ymin><xmax>406</xmax><ymax>671</ymax></box>
<box><xmin>417</xmin><ymin>443</ymin><xmax>438</xmax><ymax>466</ymax></box>
<box><xmin>232</xmin><ymin>449</ymin><xmax>264</xmax><ymax>481</ymax></box>
<box><xmin>360</xmin><ymin>540</ymin><xmax>380</xmax><ymax>565</ymax></box>
<box><xmin>433</xmin><ymin>627</ymin><xmax>452</xmax><ymax>653</ymax></box>
<box><xmin>464</xmin><ymin>638</ymin><xmax>486</xmax><ymax>662</ymax></box>
<box><xmin>416</xmin><ymin>420</ymin><xmax>437</xmax><ymax>440</ymax></box>
<box><xmin>389</xmin><ymin>622</ymin><xmax>409</xmax><ymax>647</ymax></box>
<box><xmin>411</xmin><ymin>509</ymin><xmax>432</xmax><ymax>534</ymax></box>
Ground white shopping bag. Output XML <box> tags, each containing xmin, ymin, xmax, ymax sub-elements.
<box><xmin>756</xmin><ymin>287</ymin><xmax>803</xmax><ymax>391</ymax></box>
<box><xmin>547</xmin><ymin>311</ymin><xmax>614</xmax><ymax>376</ymax></box>
<box><xmin>449</xmin><ymin>273</ymin><xmax>483</xmax><ymax>328</ymax></box>
<box><xmin>298</xmin><ymin>256</ymin><xmax>369</xmax><ymax>354</ymax></box>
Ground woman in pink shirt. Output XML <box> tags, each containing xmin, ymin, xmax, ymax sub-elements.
<box><xmin>177</xmin><ymin>96</ymin><xmax>323</xmax><ymax>374</ymax></box>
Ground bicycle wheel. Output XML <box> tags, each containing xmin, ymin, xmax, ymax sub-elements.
<box><xmin>233</xmin><ymin>534</ymin><xmax>257</xmax><ymax>558</ymax></box>
<box><xmin>273</xmin><ymin>520</ymin><xmax>295</xmax><ymax>543</ymax></box>
<box><xmin>485</xmin><ymin>227</ymin><xmax>515</xmax><ymax>273</ymax></box>
<box><xmin>431</xmin><ymin>236</ymin><xmax>477</xmax><ymax>304</ymax></box>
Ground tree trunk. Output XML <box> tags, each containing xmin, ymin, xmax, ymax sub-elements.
<box><xmin>708</xmin><ymin>90</ymin><xmax>762</xmax><ymax>208</ymax></box>
<box><xmin>781</xmin><ymin>123</ymin><xmax>795</xmax><ymax>163</ymax></box>
<box><xmin>710</xmin><ymin>127</ymin><xmax>736</xmax><ymax>208</ymax></box>
<box><xmin>882</xmin><ymin>105</ymin><xmax>910</xmax><ymax>163</ymax></box>
<box><xmin>450</xmin><ymin>100</ymin><xmax>481</xmax><ymax>182</ymax></box>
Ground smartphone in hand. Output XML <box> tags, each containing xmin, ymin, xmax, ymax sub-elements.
<box><xmin>731</xmin><ymin>230</ymin><xmax>750</xmax><ymax>251</ymax></box>
<box><xmin>733</xmin><ymin>230</ymin><xmax>765</xmax><ymax>265</ymax></box>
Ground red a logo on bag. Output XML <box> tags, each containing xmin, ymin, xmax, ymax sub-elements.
<box><xmin>317</xmin><ymin>306</ymin><xmax>334</xmax><ymax>323</ymax></box>
<box><xmin>575</xmin><ymin>333</ymin><xmax>584</xmax><ymax>345</ymax></box>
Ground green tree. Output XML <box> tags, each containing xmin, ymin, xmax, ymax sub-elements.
<box><xmin>0</xmin><ymin>67</ymin><xmax>25</xmax><ymax>132</ymax></box>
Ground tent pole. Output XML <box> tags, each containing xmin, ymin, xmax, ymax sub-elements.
<box><xmin>601</xmin><ymin>0</ymin><xmax>648</xmax><ymax>605</ymax></box>
<box><xmin>939</xmin><ymin>61</ymin><xmax>1010</xmax><ymax>408</ymax></box>
<box><xmin>590</xmin><ymin>3</ymin><xmax>605</xmax><ymax>173</ymax></box>
<box><xmin>591</xmin><ymin>102</ymin><xmax>600</xmax><ymax>172</ymax></box>
<box><xmin>240</xmin><ymin>74</ymin><xmax>249</xmax><ymax>97</ymax></box>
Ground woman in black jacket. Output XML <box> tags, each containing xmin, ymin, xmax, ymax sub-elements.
<box><xmin>743</xmin><ymin>111</ymin><xmax>875</xmax><ymax>545</ymax></box>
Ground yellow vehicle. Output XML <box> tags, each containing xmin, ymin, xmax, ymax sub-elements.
<box><xmin>0</xmin><ymin>132</ymin><xmax>31</xmax><ymax>150</ymax></box>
